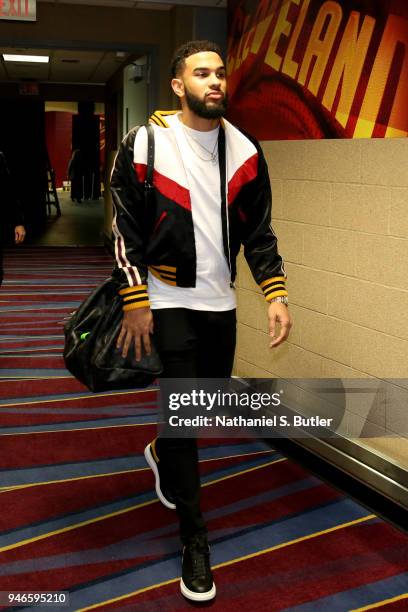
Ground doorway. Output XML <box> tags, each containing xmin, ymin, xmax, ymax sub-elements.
<box><xmin>0</xmin><ymin>45</ymin><xmax>151</xmax><ymax>246</ymax></box>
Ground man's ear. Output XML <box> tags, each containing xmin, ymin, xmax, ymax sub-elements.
<box><xmin>171</xmin><ymin>78</ymin><xmax>184</xmax><ymax>98</ymax></box>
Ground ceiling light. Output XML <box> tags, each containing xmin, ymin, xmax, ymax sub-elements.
<box><xmin>3</xmin><ymin>54</ymin><xmax>49</xmax><ymax>63</ymax></box>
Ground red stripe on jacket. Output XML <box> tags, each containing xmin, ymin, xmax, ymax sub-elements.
<box><xmin>134</xmin><ymin>163</ymin><xmax>191</xmax><ymax>211</ymax></box>
<box><xmin>228</xmin><ymin>153</ymin><xmax>258</xmax><ymax>206</ymax></box>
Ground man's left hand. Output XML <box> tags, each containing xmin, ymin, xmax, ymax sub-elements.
<box><xmin>15</xmin><ymin>225</ymin><xmax>26</xmax><ymax>244</ymax></box>
<box><xmin>268</xmin><ymin>302</ymin><xmax>292</xmax><ymax>348</ymax></box>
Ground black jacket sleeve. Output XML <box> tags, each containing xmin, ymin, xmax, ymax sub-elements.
<box><xmin>240</xmin><ymin>142</ymin><xmax>288</xmax><ymax>302</ymax></box>
<box><xmin>110</xmin><ymin>127</ymin><xmax>150</xmax><ymax>311</ymax></box>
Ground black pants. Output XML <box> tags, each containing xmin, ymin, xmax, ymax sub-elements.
<box><xmin>152</xmin><ymin>308</ymin><xmax>236</xmax><ymax>544</ymax></box>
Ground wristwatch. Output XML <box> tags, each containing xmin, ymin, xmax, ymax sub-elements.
<box><xmin>270</xmin><ymin>296</ymin><xmax>288</xmax><ymax>306</ymax></box>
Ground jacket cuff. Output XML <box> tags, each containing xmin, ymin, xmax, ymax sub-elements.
<box><xmin>119</xmin><ymin>285</ymin><xmax>150</xmax><ymax>310</ymax></box>
<box><xmin>260</xmin><ymin>276</ymin><xmax>288</xmax><ymax>302</ymax></box>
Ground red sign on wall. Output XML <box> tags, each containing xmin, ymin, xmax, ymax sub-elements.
<box><xmin>227</xmin><ymin>0</ymin><xmax>408</xmax><ymax>139</ymax></box>
<box><xmin>19</xmin><ymin>82</ymin><xmax>39</xmax><ymax>96</ymax></box>
<box><xmin>0</xmin><ymin>0</ymin><xmax>36</xmax><ymax>22</ymax></box>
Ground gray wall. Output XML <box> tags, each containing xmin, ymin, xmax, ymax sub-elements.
<box><xmin>193</xmin><ymin>8</ymin><xmax>227</xmax><ymax>59</ymax></box>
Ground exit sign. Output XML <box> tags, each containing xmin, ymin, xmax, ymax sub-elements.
<box><xmin>0</xmin><ymin>0</ymin><xmax>36</xmax><ymax>22</ymax></box>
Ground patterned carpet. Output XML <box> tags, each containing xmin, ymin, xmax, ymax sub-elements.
<box><xmin>0</xmin><ymin>247</ymin><xmax>407</xmax><ymax>611</ymax></box>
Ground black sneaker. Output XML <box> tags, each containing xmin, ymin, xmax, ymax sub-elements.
<box><xmin>144</xmin><ymin>439</ymin><xmax>176</xmax><ymax>510</ymax></box>
<box><xmin>180</xmin><ymin>534</ymin><xmax>216</xmax><ymax>602</ymax></box>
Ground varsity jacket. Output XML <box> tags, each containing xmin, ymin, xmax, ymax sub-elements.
<box><xmin>110</xmin><ymin>110</ymin><xmax>287</xmax><ymax>311</ymax></box>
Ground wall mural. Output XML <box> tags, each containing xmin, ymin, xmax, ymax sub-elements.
<box><xmin>227</xmin><ymin>0</ymin><xmax>408</xmax><ymax>139</ymax></box>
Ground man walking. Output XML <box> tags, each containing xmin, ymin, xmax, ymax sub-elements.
<box><xmin>111</xmin><ymin>40</ymin><xmax>292</xmax><ymax>602</ymax></box>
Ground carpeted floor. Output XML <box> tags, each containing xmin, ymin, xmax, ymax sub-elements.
<box><xmin>0</xmin><ymin>247</ymin><xmax>407</xmax><ymax>611</ymax></box>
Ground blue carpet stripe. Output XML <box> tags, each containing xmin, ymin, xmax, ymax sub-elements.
<box><xmin>0</xmin><ymin>336</ymin><xmax>62</xmax><ymax>340</ymax></box>
<box><xmin>0</xmin><ymin>344</ymin><xmax>63</xmax><ymax>347</ymax></box>
<box><xmin>0</xmin><ymin>414</ymin><xmax>158</xmax><ymax>434</ymax></box>
<box><xmin>0</xmin><ymin>351</ymin><xmax>62</xmax><ymax>356</ymax></box>
<box><xmin>0</xmin><ymin>305</ymin><xmax>80</xmax><ymax>312</ymax></box>
<box><xmin>0</xmin><ymin>290</ymin><xmax>91</xmax><ymax>296</ymax></box>
<box><xmin>211</xmin><ymin>500</ymin><xmax>371</xmax><ymax>564</ymax></box>
<box><xmin>284</xmin><ymin>572</ymin><xmax>408</xmax><ymax>611</ymax></box>
<box><xmin>3</xmin><ymin>280</ymin><xmax>102</xmax><ymax>285</ymax></box>
<box><xmin>0</xmin><ymin>388</ymin><xmax>158</xmax><ymax>405</ymax></box>
<box><xmin>0</xmin><ymin>369</ymin><xmax>68</xmax><ymax>376</ymax></box>
<box><xmin>0</xmin><ymin>404</ymin><xmax>157</xmax><ymax>416</ymax></box>
<box><xmin>0</xmin><ymin>446</ymin><xmax>279</xmax><ymax>488</ymax></box>
<box><xmin>0</xmin><ymin>351</ymin><xmax>63</xmax><ymax>355</ymax></box>
<box><xmin>0</xmin><ymin>313</ymin><xmax>69</xmax><ymax>319</ymax></box>
<box><xmin>0</xmin><ymin>456</ymin><xmax>147</xmax><ymax>487</ymax></box>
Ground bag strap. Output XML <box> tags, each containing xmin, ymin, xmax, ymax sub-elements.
<box><xmin>144</xmin><ymin>123</ymin><xmax>155</xmax><ymax>206</ymax></box>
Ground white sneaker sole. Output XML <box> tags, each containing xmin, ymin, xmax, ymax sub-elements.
<box><xmin>180</xmin><ymin>578</ymin><xmax>216</xmax><ymax>602</ymax></box>
<box><xmin>144</xmin><ymin>444</ymin><xmax>176</xmax><ymax>510</ymax></box>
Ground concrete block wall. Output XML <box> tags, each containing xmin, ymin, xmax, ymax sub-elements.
<box><xmin>234</xmin><ymin>138</ymin><xmax>408</xmax><ymax>459</ymax></box>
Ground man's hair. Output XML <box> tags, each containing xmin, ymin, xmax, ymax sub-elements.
<box><xmin>170</xmin><ymin>40</ymin><xmax>223</xmax><ymax>78</ymax></box>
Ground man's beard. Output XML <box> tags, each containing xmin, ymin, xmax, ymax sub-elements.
<box><xmin>184</xmin><ymin>87</ymin><xmax>228</xmax><ymax>119</ymax></box>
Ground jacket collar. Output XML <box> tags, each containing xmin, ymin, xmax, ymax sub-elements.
<box><xmin>149</xmin><ymin>110</ymin><xmax>177</xmax><ymax>128</ymax></box>
<box><xmin>149</xmin><ymin>109</ymin><xmax>225</xmax><ymax>130</ymax></box>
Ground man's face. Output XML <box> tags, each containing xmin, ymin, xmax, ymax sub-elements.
<box><xmin>175</xmin><ymin>51</ymin><xmax>228</xmax><ymax>119</ymax></box>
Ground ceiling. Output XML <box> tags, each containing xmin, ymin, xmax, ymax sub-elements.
<box><xmin>0</xmin><ymin>48</ymin><xmax>135</xmax><ymax>84</ymax></box>
<box><xmin>0</xmin><ymin>0</ymin><xmax>226</xmax><ymax>84</ymax></box>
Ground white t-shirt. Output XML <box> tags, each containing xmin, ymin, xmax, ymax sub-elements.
<box><xmin>148</xmin><ymin>113</ymin><xmax>236</xmax><ymax>311</ymax></box>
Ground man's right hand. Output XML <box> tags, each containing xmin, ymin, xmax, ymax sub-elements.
<box><xmin>116</xmin><ymin>307</ymin><xmax>154</xmax><ymax>361</ymax></box>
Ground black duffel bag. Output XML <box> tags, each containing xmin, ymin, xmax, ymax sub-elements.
<box><xmin>63</xmin><ymin>123</ymin><xmax>162</xmax><ymax>392</ymax></box>
<box><xmin>63</xmin><ymin>276</ymin><xmax>162</xmax><ymax>392</ymax></box>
